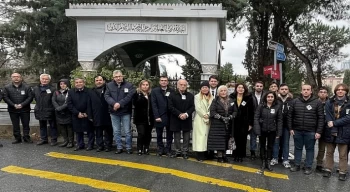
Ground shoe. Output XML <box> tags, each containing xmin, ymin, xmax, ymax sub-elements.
<box><xmin>316</xmin><ymin>165</ymin><xmax>323</xmax><ymax>172</ymax></box>
<box><xmin>261</xmin><ymin>160</ymin><xmax>266</xmax><ymax>170</ymax></box>
<box><xmin>196</xmin><ymin>157</ymin><xmax>203</xmax><ymax>162</ymax></box>
<box><xmin>66</xmin><ymin>142</ymin><xmax>74</xmax><ymax>148</ymax></box>
<box><xmin>105</xmin><ymin>148</ymin><xmax>111</xmax><ymax>152</ymax></box>
<box><xmin>23</xmin><ymin>137</ymin><xmax>33</xmax><ymax>143</ymax></box>
<box><xmin>223</xmin><ymin>156</ymin><xmax>228</xmax><ymax>163</ymax></box>
<box><xmin>170</xmin><ymin>153</ymin><xmax>181</xmax><ymax>158</ymax></box>
<box><xmin>238</xmin><ymin>158</ymin><xmax>243</xmax><ymax>162</ymax></box>
<box><xmin>270</xmin><ymin>158</ymin><xmax>278</xmax><ymax>165</ymax></box>
<box><xmin>157</xmin><ymin>152</ymin><xmax>163</xmax><ymax>157</ymax></box>
<box><xmin>0</xmin><ymin>143</ymin><xmax>3</xmax><ymax>147</ymax></box>
<box><xmin>250</xmin><ymin>151</ymin><xmax>256</xmax><ymax>160</ymax></box>
<box><xmin>74</xmin><ymin>146</ymin><xmax>84</xmax><ymax>151</ymax></box>
<box><xmin>86</xmin><ymin>147</ymin><xmax>93</xmax><ymax>151</ymax></box>
<box><xmin>144</xmin><ymin>149</ymin><xmax>150</xmax><ymax>155</ymax></box>
<box><xmin>50</xmin><ymin>141</ymin><xmax>58</xmax><ymax>146</ymax></box>
<box><xmin>59</xmin><ymin>141</ymin><xmax>68</xmax><ymax>147</ymax></box>
<box><xmin>266</xmin><ymin>160</ymin><xmax>273</xmax><ymax>171</ymax></box>
<box><xmin>126</xmin><ymin>149</ymin><xmax>133</xmax><ymax>154</ymax></box>
<box><xmin>217</xmin><ymin>157</ymin><xmax>224</xmax><ymax>163</ymax></box>
<box><xmin>233</xmin><ymin>157</ymin><xmax>238</xmax><ymax>162</ymax></box>
<box><xmin>323</xmin><ymin>170</ymin><xmax>331</xmax><ymax>178</ymax></box>
<box><xmin>12</xmin><ymin>140</ymin><xmax>22</xmax><ymax>144</ymax></box>
<box><xmin>339</xmin><ymin>173</ymin><xmax>347</xmax><ymax>181</ymax></box>
<box><xmin>96</xmin><ymin>147</ymin><xmax>104</xmax><ymax>152</ymax></box>
<box><xmin>304</xmin><ymin>167</ymin><xmax>312</xmax><ymax>175</ymax></box>
<box><xmin>290</xmin><ymin>165</ymin><xmax>301</xmax><ymax>172</ymax></box>
<box><xmin>37</xmin><ymin>140</ymin><xmax>48</xmax><ymax>145</ymax></box>
<box><xmin>166</xmin><ymin>152</ymin><xmax>172</xmax><ymax>157</ymax></box>
<box><xmin>183</xmin><ymin>154</ymin><xmax>189</xmax><ymax>159</ymax></box>
<box><xmin>138</xmin><ymin>150</ymin><xmax>142</xmax><ymax>156</ymax></box>
<box><xmin>115</xmin><ymin>149</ymin><xmax>123</xmax><ymax>154</ymax></box>
<box><xmin>283</xmin><ymin>161</ymin><xmax>291</xmax><ymax>168</ymax></box>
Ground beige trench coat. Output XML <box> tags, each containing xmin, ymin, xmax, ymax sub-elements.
<box><xmin>192</xmin><ymin>93</ymin><xmax>213</xmax><ymax>151</ymax></box>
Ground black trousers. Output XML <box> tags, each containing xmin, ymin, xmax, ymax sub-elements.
<box><xmin>136</xmin><ymin>124</ymin><xmax>153</xmax><ymax>151</ymax></box>
<box><xmin>155</xmin><ymin>126</ymin><xmax>173</xmax><ymax>153</ymax></box>
<box><xmin>259</xmin><ymin>131</ymin><xmax>276</xmax><ymax>160</ymax></box>
<box><xmin>96</xmin><ymin>125</ymin><xmax>113</xmax><ymax>149</ymax></box>
<box><xmin>9</xmin><ymin>112</ymin><xmax>30</xmax><ymax>141</ymax></box>
<box><xmin>234</xmin><ymin>132</ymin><xmax>248</xmax><ymax>158</ymax></box>
<box><xmin>57</xmin><ymin>124</ymin><xmax>74</xmax><ymax>143</ymax></box>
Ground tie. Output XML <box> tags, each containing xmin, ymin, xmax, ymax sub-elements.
<box><xmin>212</xmin><ymin>90</ymin><xmax>215</xmax><ymax>96</ymax></box>
<box><xmin>163</xmin><ymin>89</ymin><xmax>166</xmax><ymax>96</ymax></box>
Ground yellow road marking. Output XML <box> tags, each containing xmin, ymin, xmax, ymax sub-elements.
<box><xmin>46</xmin><ymin>152</ymin><xmax>270</xmax><ymax>192</ymax></box>
<box><xmin>1</xmin><ymin>165</ymin><xmax>149</xmax><ymax>192</ymax></box>
<box><xmin>195</xmin><ymin>159</ymin><xmax>289</xmax><ymax>180</ymax></box>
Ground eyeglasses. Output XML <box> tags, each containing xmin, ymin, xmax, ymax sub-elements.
<box><xmin>337</xmin><ymin>89</ymin><xmax>345</xmax><ymax>91</ymax></box>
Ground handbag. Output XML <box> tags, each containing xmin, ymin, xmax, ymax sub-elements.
<box><xmin>228</xmin><ymin>137</ymin><xmax>236</xmax><ymax>150</ymax></box>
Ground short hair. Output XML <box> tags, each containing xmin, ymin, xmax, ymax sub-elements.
<box><xmin>94</xmin><ymin>75</ymin><xmax>106</xmax><ymax>81</ymax></box>
<box><xmin>209</xmin><ymin>75</ymin><xmax>218</xmax><ymax>81</ymax></box>
<box><xmin>279</xmin><ymin>83</ymin><xmax>288</xmax><ymax>88</ymax></box>
<box><xmin>319</xmin><ymin>86</ymin><xmax>328</xmax><ymax>92</ymax></box>
<box><xmin>74</xmin><ymin>77</ymin><xmax>85</xmax><ymax>82</ymax></box>
<box><xmin>226</xmin><ymin>82</ymin><xmax>235</xmax><ymax>88</ymax></box>
<box><xmin>177</xmin><ymin>79</ymin><xmax>188</xmax><ymax>86</ymax></box>
<box><xmin>270</xmin><ymin>82</ymin><xmax>279</xmax><ymax>88</ymax></box>
<box><xmin>217</xmin><ymin>85</ymin><xmax>228</xmax><ymax>97</ymax></box>
<box><xmin>159</xmin><ymin>76</ymin><xmax>168</xmax><ymax>79</ymax></box>
<box><xmin>40</xmin><ymin>73</ymin><xmax>51</xmax><ymax>80</ymax></box>
<box><xmin>334</xmin><ymin>83</ymin><xmax>349</xmax><ymax>95</ymax></box>
<box><xmin>255</xmin><ymin>81</ymin><xmax>264</xmax><ymax>86</ymax></box>
<box><xmin>11</xmin><ymin>72</ymin><xmax>22</xmax><ymax>78</ymax></box>
<box><xmin>113</xmin><ymin>70</ymin><xmax>123</xmax><ymax>76</ymax></box>
<box><xmin>234</xmin><ymin>83</ymin><xmax>249</xmax><ymax>96</ymax></box>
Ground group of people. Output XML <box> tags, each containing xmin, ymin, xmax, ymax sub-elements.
<box><xmin>0</xmin><ymin>72</ymin><xmax>349</xmax><ymax>181</ymax></box>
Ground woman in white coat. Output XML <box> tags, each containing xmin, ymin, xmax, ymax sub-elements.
<box><xmin>193</xmin><ymin>81</ymin><xmax>213</xmax><ymax>161</ymax></box>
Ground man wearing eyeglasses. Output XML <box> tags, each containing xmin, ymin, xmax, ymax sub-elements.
<box><xmin>315</xmin><ymin>86</ymin><xmax>328</xmax><ymax>172</ymax></box>
<box><xmin>105</xmin><ymin>70</ymin><xmax>135</xmax><ymax>154</ymax></box>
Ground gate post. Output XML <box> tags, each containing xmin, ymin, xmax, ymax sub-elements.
<box><xmin>201</xmin><ymin>63</ymin><xmax>217</xmax><ymax>81</ymax></box>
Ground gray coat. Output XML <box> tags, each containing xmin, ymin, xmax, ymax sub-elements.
<box><xmin>52</xmin><ymin>89</ymin><xmax>71</xmax><ymax>125</ymax></box>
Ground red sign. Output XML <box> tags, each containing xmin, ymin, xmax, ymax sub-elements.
<box><xmin>263</xmin><ymin>65</ymin><xmax>279</xmax><ymax>75</ymax></box>
<box><xmin>271</xmin><ymin>69</ymin><xmax>280</xmax><ymax>80</ymax></box>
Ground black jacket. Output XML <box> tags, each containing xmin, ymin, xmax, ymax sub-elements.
<box><xmin>151</xmin><ymin>87</ymin><xmax>175</xmax><ymax>128</ymax></box>
<box><xmin>251</xmin><ymin>90</ymin><xmax>267</xmax><ymax>111</ymax></box>
<box><xmin>277</xmin><ymin>95</ymin><xmax>293</xmax><ymax>128</ymax></box>
<box><xmin>229</xmin><ymin>93</ymin><xmax>254</xmax><ymax>133</ymax></box>
<box><xmin>33</xmin><ymin>84</ymin><xmax>56</xmax><ymax>120</ymax></box>
<box><xmin>287</xmin><ymin>95</ymin><xmax>324</xmax><ymax>133</ymax></box>
<box><xmin>89</xmin><ymin>85</ymin><xmax>111</xmax><ymax>127</ymax></box>
<box><xmin>105</xmin><ymin>80</ymin><xmax>135</xmax><ymax>116</ymax></box>
<box><xmin>67</xmin><ymin>87</ymin><xmax>92</xmax><ymax>132</ymax></box>
<box><xmin>52</xmin><ymin>79</ymin><xmax>71</xmax><ymax>125</ymax></box>
<box><xmin>254</xmin><ymin>102</ymin><xmax>283</xmax><ymax>136</ymax></box>
<box><xmin>3</xmin><ymin>83</ymin><xmax>33</xmax><ymax>113</ymax></box>
<box><xmin>133</xmin><ymin>92</ymin><xmax>154</xmax><ymax>127</ymax></box>
<box><xmin>168</xmin><ymin>91</ymin><xmax>195</xmax><ymax>132</ymax></box>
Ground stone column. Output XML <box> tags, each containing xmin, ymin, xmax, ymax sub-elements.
<box><xmin>201</xmin><ymin>63</ymin><xmax>217</xmax><ymax>81</ymax></box>
<box><xmin>79</xmin><ymin>61</ymin><xmax>99</xmax><ymax>77</ymax></box>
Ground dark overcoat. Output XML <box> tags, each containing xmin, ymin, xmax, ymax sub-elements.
<box><xmin>151</xmin><ymin>87</ymin><xmax>174</xmax><ymax>128</ymax></box>
<box><xmin>133</xmin><ymin>92</ymin><xmax>154</xmax><ymax>127</ymax></box>
<box><xmin>168</xmin><ymin>91</ymin><xmax>195</xmax><ymax>132</ymax></box>
<box><xmin>89</xmin><ymin>85</ymin><xmax>111</xmax><ymax>127</ymax></box>
<box><xmin>32</xmin><ymin>84</ymin><xmax>56</xmax><ymax>120</ymax></box>
<box><xmin>67</xmin><ymin>88</ymin><xmax>92</xmax><ymax>132</ymax></box>
<box><xmin>52</xmin><ymin>89</ymin><xmax>71</xmax><ymax>125</ymax></box>
<box><xmin>229</xmin><ymin>93</ymin><xmax>254</xmax><ymax>137</ymax></box>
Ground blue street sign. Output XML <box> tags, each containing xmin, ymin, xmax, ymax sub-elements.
<box><xmin>276</xmin><ymin>43</ymin><xmax>284</xmax><ymax>53</ymax></box>
<box><xmin>276</xmin><ymin>52</ymin><xmax>286</xmax><ymax>61</ymax></box>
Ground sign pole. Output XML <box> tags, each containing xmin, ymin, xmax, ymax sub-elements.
<box><xmin>279</xmin><ymin>63</ymin><xmax>283</xmax><ymax>84</ymax></box>
<box><xmin>273</xmin><ymin>50</ymin><xmax>277</xmax><ymax>81</ymax></box>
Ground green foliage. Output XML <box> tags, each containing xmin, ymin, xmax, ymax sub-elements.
<box><xmin>181</xmin><ymin>56</ymin><xmax>202</xmax><ymax>81</ymax></box>
<box><xmin>283</xmin><ymin>60</ymin><xmax>303</xmax><ymax>96</ymax></box>
<box><xmin>343</xmin><ymin>70</ymin><xmax>350</xmax><ymax>87</ymax></box>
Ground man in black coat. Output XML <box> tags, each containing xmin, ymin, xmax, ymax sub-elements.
<box><xmin>33</xmin><ymin>74</ymin><xmax>57</xmax><ymax>146</ymax></box>
<box><xmin>3</xmin><ymin>73</ymin><xmax>33</xmax><ymax>144</ymax></box>
<box><xmin>288</xmin><ymin>84</ymin><xmax>324</xmax><ymax>175</ymax></box>
<box><xmin>89</xmin><ymin>75</ymin><xmax>113</xmax><ymax>152</ymax></box>
<box><xmin>0</xmin><ymin>88</ymin><xmax>3</xmax><ymax>147</ymax></box>
<box><xmin>67</xmin><ymin>78</ymin><xmax>94</xmax><ymax>151</ymax></box>
<box><xmin>151</xmin><ymin>76</ymin><xmax>175</xmax><ymax>156</ymax></box>
<box><xmin>168</xmin><ymin>79</ymin><xmax>195</xmax><ymax>159</ymax></box>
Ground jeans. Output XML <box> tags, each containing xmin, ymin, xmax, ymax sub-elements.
<box><xmin>39</xmin><ymin>120</ymin><xmax>57</xmax><ymax>142</ymax></box>
<box><xmin>111</xmin><ymin>114</ymin><xmax>132</xmax><ymax>150</ymax></box>
<box><xmin>293</xmin><ymin>130</ymin><xmax>316</xmax><ymax>168</ymax></box>
<box><xmin>9</xmin><ymin>112</ymin><xmax>30</xmax><ymax>140</ymax></box>
<box><xmin>272</xmin><ymin>127</ymin><xmax>290</xmax><ymax>161</ymax></box>
<box><xmin>155</xmin><ymin>126</ymin><xmax>173</xmax><ymax>153</ymax></box>
<box><xmin>250</xmin><ymin>130</ymin><xmax>257</xmax><ymax>151</ymax></box>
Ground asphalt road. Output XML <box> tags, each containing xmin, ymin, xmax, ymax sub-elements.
<box><xmin>0</xmin><ymin>139</ymin><xmax>349</xmax><ymax>192</ymax></box>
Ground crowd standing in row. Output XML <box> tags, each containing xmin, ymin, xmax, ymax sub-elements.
<box><xmin>0</xmin><ymin>72</ymin><xmax>349</xmax><ymax>181</ymax></box>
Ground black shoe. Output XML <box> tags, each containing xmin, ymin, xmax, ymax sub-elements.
<box><xmin>266</xmin><ymin>160</ymin><xmax>273</xmax><ymax>171</ymax></box>
<box><xmin>316</xmin><ymin>165</ymin><xmax>323</xmax><ymax>172</ymax></box>
<box><xmin>12</xmin><ymin>140</ymin><xmax>22</xmax><ymax>144</ymax></box>
<box><xmin>126</xmin><ymin>149</ymin><xmax>133</xmax><ymax>154</ymax></box>
<box><xmin>233</xmin><ymin>157</ymin><xmax>238</xmax><ymax>162</ymax></box>
<box><xmin>250</xmin><ymin>151</ymin><xmax>256</xmax><ymax>160</ymax></box>
<box><xmin>23</xmin><ymin>137</ymin><xmax>33</xmax><ymax>143</ymax></box>
<box><xmin>261</xmin><ymin>160</ymin><xmax>266</xmax><ymax>170</ymax></box>
<box><xmin>170</xmin><ymin>153</ymin><xmax>181</xmax><ymax>158</ymax></box>
<box><xmin>339</xmin><ymin>173</ymin><xmax>347</xmax><ymax>181</ymax></box>
<box><xmin>196</xmin><ymin>157</ymin><xmax>203</xmax><ymax>162</ymax></box>
<box><xmin>323</xmin><ymin>170</ymin><xmax>331</xmax><ymax>178</ymax></box>
<box><xmin>166</xmin><ymin>152</ymin><xmax>172</xmax><ymax>157</ymax></box>
<box><xmin>144</xmin><ymin>149</ymin><xmax>150</xmax><ymax>155</ymax></box>
<box><xmin>66</xmin><ymin>142</ymin><xmax>74</xmax><ymax>148</ymax></box>
<box><xmin>115</xmin><ymin>149</ymin><xmax>123</xmax><ymax>154</ymax></box>
<box><xmin>50</xmin><ymin>141</ymin><xmax>58</xmax><ymax>146</ymax></box>
<box><xmin>183</xmin><ymin>154</ymin><xmax>189</xmax><ymax>159</ymax></box>
<box><xmin>74</xmin><ymin>146</ymin><xmax>84</xmax><ymax>151</ymax></box>
<box><xmin>105</xmin><ymin>148</ymin><xmax>111</xmax><ymax>152</ymax></box>
<box><xmin>290</xmin><ymin>165</ymin><xmax>301</xmax><ymax>172</ymax></box>
<box><xmin>217</xmin><ymin>157</ymin><xmax>224</xmax><ymax>163</ymax></box>
<box><xmin>304</xmin><ymin>167</ymin><xmax>312</xmax><ymax>175</ymax></box>
<box><xmin>138</xmin><ymin>150</ymin><xmax>142</xmax><ymax>156</ymax></box>
<box><xmin>223</xmin><ymin>156</ymin><xmax>228</xmax><ymax>163</ymax></box>
<box><xmin>239</xmin><ymin>158</ymin><xmax>243</xmax><ymax>162</ymax></box>
<box><xmin>59</xmin><ymin>141</ymin><xmax>68</xmax><ymax>147</ymax></box>
<box><xmin>86</xmin><ymin>146</ymin><xmax>93</xmax><ymax>151</ymax></box>
<box><xmin>96</xmin><ymin>147</ymin><xmax>104</xmax><ymax>152</ymax></box>
<box><xmin>157</xmin><ymin>152</ymin><xmax>163</xmax><ymax>157</ymax></box>
<box><xmin>37</xmin><ymin>140</ymin><xmax>48</xmax><ymax>145</ymax></box>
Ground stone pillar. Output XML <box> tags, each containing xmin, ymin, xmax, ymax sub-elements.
<box><xmin>201</xmin><ymin>63</ymin><xmax>217</xmax><ymax>81</ymax></box>
<box><xmin>79</xmin><ymin>61</ymin><xmax>99</xmax><ymax>77</ymax></box>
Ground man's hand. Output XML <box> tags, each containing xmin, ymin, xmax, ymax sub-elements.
<box><xmin>82</xmin><ymin>113</ymin><xmax>88</xmax><ymax>118</ymax></box>
<box><xmin>327</xmin><ymin>121</ymin><xmax>334</xmax><ymax>128</ymax></box>
<box><xmin>78</xmin><ymin>112</ymin><xmax>84</xmax><ymax>118</ymax></box>
<box><xmin>155</xmin><ymin>118</ymin><xmax>162</xmax><ymax>122</ymax></box>
<box><xmin>113</xmin><ymin>103</ymin><xmax>120</xmax><ymax>111</ymax></box>
<box><xmin>290</xmin><ymin>130</ymin><xmax>294</xmax><ymax>136</ymax></box>
<box><xmin>315</xmin><ymin>133</ymin><xmax>321</xmax><ymax>140</ymax></box>
<box><xmin>179</xmin><ymin>113</ymin><xmax>187</xmax><ymax>120</ymax></box>
<box><xmin>17</xmin><ymin>104</ymin><xmax>22</xmax><ymax>109</ymax></box>
<box><xmin>248</xmin><ymin>125</ymin><xmax>252</xmax><ymax>131</ymax></box>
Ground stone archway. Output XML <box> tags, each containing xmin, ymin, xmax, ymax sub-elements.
<box><xmin>66</xmin><ymin>2</ymin><xmax>227</xmax><ymax>80</ymax></box>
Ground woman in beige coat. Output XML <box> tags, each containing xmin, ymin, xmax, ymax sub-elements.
<box><xmin>193</xmin><ymin>81</ymin><xmax>213</xmax><ymax>161</ymax></box>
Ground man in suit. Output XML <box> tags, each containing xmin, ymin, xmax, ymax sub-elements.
<box><xmin>151</xmin><ymin>76</ymin><xmax>174</xmax><ymax>156</ymax></box>
<box><xmin>209</xmin><ymin>75</ymin><xmax>219</xmax><ymax>97</ymax></box>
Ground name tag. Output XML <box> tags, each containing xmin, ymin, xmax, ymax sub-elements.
<box><xmin>165</xmin><ymin>92</ymin><xmax>170</xmax><ymax>97</ymax></box>
<box><xmin>182</xmin><ymin>95</ymin><xmax>186</xmax><ymax>100</ymax></box>
<box><xmin>306</xmin><ymin>105</ymin><xmax>312</xmax><ymax>110</ymax></box>
<box><xmin>241</xmin><ymin>101</ymin><xmax>246</xmax><ymax>106</ymax></box>
<box><xmin>21</xmin><ymin>90</ymin><xmax>25</xmax><ymax>95</ymax></box>
<box><xmin>346</xmin><ymin>109</ymin><xmax>350</xmax><ymax>115</ymax></box>
<box><xmin>230</xmin><ymin>102</ymin><xmax>235</xmax><ymax>106</ymax></box>
<box><xmin>46</xmin><ymin>89</ymin><xmax>51</xmax><ymax>94</ymax></box>
<box><xmin>271</xmin><ymin>109</ymin><xmax>275</xmax><ymax>114</ymax></box>
<box><xmin>124</xmin><ymin>88</ymin><xmax>129</xmax><ymax>93</ymax></box>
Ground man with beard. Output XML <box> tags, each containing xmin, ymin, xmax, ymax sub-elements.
<box><xmin>271</xmin><ymin>83</ymin><xmax>293</xmax><ymax>168</ymax></box>
<box><xmin>89</xmin><ymin>75</ymin><xmax>113</xmax><ymax>152</ymax></box>
<box><xmin>209</xmin><ymin>75</ymin><xmax>219</xmax><ymax>97</ymax></box>
<box><xmin>315</xmin><ymin>86</ymin><xmax>328</xmax><ymax>172</ymax></box>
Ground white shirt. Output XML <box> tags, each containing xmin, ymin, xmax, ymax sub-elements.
<box><xmin>255</xmin><ymin>91</ymin><xmax>262</xmax><ymax>105</ymax></box>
